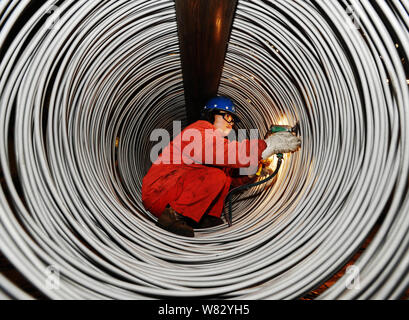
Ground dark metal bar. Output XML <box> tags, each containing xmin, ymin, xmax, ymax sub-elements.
<box><xmin>174</xmin><ymin>0</ymin><xmax>238</xmax><ymax>121</ymax></box>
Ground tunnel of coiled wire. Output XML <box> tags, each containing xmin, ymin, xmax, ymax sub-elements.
<box><xmin>0</xmin><ymin>0</ymin><xmax>409</xmax><ymax>300</ymax></box>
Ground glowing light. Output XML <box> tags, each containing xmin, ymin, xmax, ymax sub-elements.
<box><xmin>276</xmin><ymin>116</ymin><xmax>290</xmax><ymax>126</ymax></box>
<box><xmin>214</xmin><ymin>7</ymin><xmax>223</xmax><ymax>42</ymax></box>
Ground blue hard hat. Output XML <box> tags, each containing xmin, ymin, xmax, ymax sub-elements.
<box><xmin>203</xmin><ymin>96</ymin><xmax>240</xmax><ymax>122</ymax></box>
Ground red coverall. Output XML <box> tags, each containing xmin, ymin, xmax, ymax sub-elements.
<box><xmin>142</xmin><ymin>120</ymin><xmax>267</xmax><ymax>222</ymax></box>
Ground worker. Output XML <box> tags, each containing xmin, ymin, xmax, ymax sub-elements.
<box><xmin>142</xmin><ymin>96</ymin><xmax>301</xmax><ymax>237</ymax></box>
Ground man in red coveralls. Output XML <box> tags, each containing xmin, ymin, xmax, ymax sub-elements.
<box><xmin>142</xmin><ymin>96</ymin><xmax>300</xmax><ymax>237</ymax></box>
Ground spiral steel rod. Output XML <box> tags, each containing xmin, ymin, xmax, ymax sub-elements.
<box><xmin>0</xmin><ymin>0</ymin><xmax>408</xmax><ymax>300</ymax></box>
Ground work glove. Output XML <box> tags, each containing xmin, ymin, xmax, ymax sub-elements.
<box><xmin>261</xmin><ymin>131</ymin><xmax>301</xmax><ymax>160</ymax></box>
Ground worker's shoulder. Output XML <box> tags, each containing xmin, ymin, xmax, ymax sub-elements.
<box><xmin>185</xmin><ymin>120</ymin><xmax>214</xmax><ymax>130</ymax></box>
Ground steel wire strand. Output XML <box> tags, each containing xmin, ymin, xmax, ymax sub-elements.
<box><xmin>218</xmin><ymin>1</ymin><xmax>362</xmax><ymax>298</ymax></box>
<box><xmin>317</xmin><ymin>0</ymin><xmax>409</xmax><ymax>300</ymax></box>
<box><xmin>219</xmin><ymin>0</ymin><xmax>409</xmax><ymax>299</ymax></box>
<box><xmin>0</xmin><ymin>0</ymin><xmax>408</xmax><ymax>300</ymax></box>
<box><xmin>0</xmin><ymin>0</ymin><xmax>388</xmax><ymax>298</ymax></box>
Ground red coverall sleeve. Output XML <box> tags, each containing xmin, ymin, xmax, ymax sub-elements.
<box><xmin>200</xmin><ymin>130</ymin><xmax>267</xmax><ymax>168</ymax></box>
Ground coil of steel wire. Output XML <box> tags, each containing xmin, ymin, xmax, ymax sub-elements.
<box><xmin>0</xmin><ymin>0</ymin><xmax>408</xmax><ymax>300</ymax></box>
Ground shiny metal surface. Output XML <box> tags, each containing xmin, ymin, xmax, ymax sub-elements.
<box><xmin>0</xmin><ymin>0</ymin><xmax>408</xmax><ymax>299</ymax></box>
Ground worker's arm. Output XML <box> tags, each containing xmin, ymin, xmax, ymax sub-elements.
<box><xmin>178</xmin><ymin>124</ymin><xmax>298</xmax><ymax>167</ymax></box>
<box><xmin>175</xmin><ymin>125</ymin><xmax>266</xmax><ymax>167</ymax></box>
<box><xmin>201</xmin><ymin>130</ymin><xmax>267</xmax><ymax>168</ymax></box>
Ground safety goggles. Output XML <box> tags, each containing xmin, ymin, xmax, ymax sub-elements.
<box><xmin>218</xmin><ymin>112</ymin><xmax>235</xmax><ymax>125</ymax></box>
